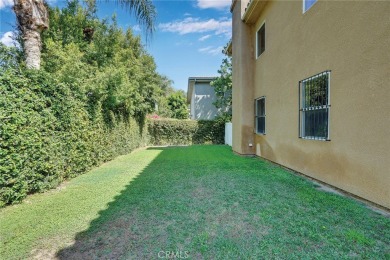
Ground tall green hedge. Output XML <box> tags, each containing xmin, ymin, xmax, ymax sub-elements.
<box><xmin>0</xmin><ymin>70</ymin><xmax>148</xmax><ymax>206</ymax></box>
<box><xmin>0</xmin><ymin>70</ymin><xmax>226</xmax><ymax>206</ymax></box>
<box><xmin>148</xmin><ymin>119</ymin><xmax>225</xmax><ymax>146</ymax></box>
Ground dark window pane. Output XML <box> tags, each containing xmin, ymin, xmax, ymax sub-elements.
<box><xmin>257</xmin><ymin>24</ymin><xmax>265</xmax><ymax>57</ymax></box>
<box><xmin>303</xmin><ymin>109</ymin><xmax>328</xmax><ymax>139</ymax></box>
<box><xmin>259</xmin><ymin>98</ymin><xmax>265</xmax><ymax>116</ymax></box>
<box><xmin>318</xmin><ymin>108</ymin><xmax>328</xmax><ymax>138</ymax></box>
<box><xmin>260</xmin><ymin>25</ymin><xmax>265</xmax><ymax>54</ymax></box>
<box><xmin>304</xmin><ymin>110</ymin><xmax>313</xmax><ymax>137</ymax></box>
<box><xmin>257</xmin><ymin>30</ymin><xmax>261</xmax><ymax>57</ymax></box>
<box><xmin>260</xmin><ymin>117</ymin><xmax>265</xmax><ymax>133</ymax></box>
<box><xmin>257</xmin><ymin>117</ymin><xmax>265</xmax><ymax>134</ymax></box>
<box><xmin>255</xmin><ymin>97</ymin><xmax>266</xmax><ymax>134</ymax></box>
<box><xmin>256</xmin><ymin>99</ymin><xmax>261</xmax><ymax>116</ymax></box>
<box><xmin>256</xmin><ymin>98</ymin><xmax>265</xmax><ymax>116</ymax></box>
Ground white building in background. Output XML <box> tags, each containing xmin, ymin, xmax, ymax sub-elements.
<box><xmin>187</xmin><ymin>77</ymin><xmax>219</xmax><ymax>120</ymax></box>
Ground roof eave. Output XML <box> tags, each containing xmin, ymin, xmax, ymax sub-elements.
<box><xmin>230</xmin><ymin>0</ymin><xmax>237</xmax><ymax>13</ymax></box>
<box><xmin>242</xmin><ymin>0</ymin><xmax>269</xmax><ymax>24</ymax></box>
<box><xmin>224</xmin><ymin>40</ymin><xmax>233</xmax><ymax>56</ymax></box>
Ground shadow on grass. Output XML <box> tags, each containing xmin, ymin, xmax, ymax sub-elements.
<box><xmin>56</xmin><ymin>146</ymin><xmax>390</xmax><ymax>259</ymax></box>
<box><xmin>56</xmin><ymin>145</ymin><xmax>266</xmax><ymax>259</ymax></box>
<box><xmin>56</xmin><ymin>147</ymin><xmax>173</xmax><ymax>259</ymax></box>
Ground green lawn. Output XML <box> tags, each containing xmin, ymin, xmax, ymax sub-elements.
<box><xmin>1</xmin><ymin>146</ymin><xmax>389</xmax><ymax>259</ymax></box>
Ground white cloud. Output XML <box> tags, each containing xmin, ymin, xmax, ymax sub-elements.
<box><xmin>132</xmin><ymin>25</ymin><xmax>141</xmax><ymax>32</ymax></box>
<box><xmin>0</xmin><ymin>31</ymin><xmax>17</xmax><ymax>47</ymax></box>
<box><xmin>197</xmin><ymin>0</ymin><xmax>231</xmax><ymax>10</ymax></box>
<box><xmin>175</xmin><ymin>40</ymin><xmax>193</xmax><ymax>46</ymax></box>
<box><xmin>0</xmin><ymin>0</ymin><xmax>13</xmax><ymax>9</ymax></box>
<box><xmin>1</xmin><ymin>0</ymin><xmax>57</xmax><ymax>10</ymax></box>
<box><xmin>158</xmin><ymin>17</ymin><xmax>231</xmax><ymax>37</ymax></box>
<box><xmin>198</xmin><ymin>46</ymin><xmax>223</xmax><ymax>56</ymax></box>
<box><xmin>199</xmin><ymin>34</ymin><xmax>211</xmax><ymax>41</ymax></box>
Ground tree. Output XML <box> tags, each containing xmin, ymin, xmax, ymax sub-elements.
<box><xmin>14</xmin><ymin>0</ymin><xmax>49</xmax><ymax>69</ymax></box>
<box><xmin>13</xmin><ymin>0</ymin><xmax>156</xmax><ymax>69</ymax></box>
<box><xmin>154</xmin><ymin>75</ymin><xmax>176</xmax><ymax>118</ymax></box>
<box><xmin>210</xmin><ymin>56</ymin><xmax>232</xmax><ymax>119</ymax></box>
<box><xmin>167</xmin><ymin>91</ymin><xmax>188</xmax><ymax>119</ymax></box>
<box><xmin>39</xmin><ymin>1</ymin><xmax>162</xmax><ymax>126</ymax></box>
<box><xmin>0</xmin><ymin>44</ymin><xmax>21</xmax><ymax>71</ymax></box>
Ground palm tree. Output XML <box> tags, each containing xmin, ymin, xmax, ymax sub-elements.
<box><xmin>13</xmin><ymin>0</ymin><xmax>49</xmax><ymax>69</ymax></box>
<box><xmin>13</xmin><ymin>0</ymin><xmax>156</xmax><ymax>69</ymax></box>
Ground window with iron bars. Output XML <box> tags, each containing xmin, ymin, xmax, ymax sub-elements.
<box><xmin>299</xmin><ymin>71</ymin><xmax>330</xmax><ymax>140</ymax></box>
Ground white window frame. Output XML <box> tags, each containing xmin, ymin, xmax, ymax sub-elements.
<box><xmin>299</xmin><ymin>71</ymin><xmax>331</xmax><ymax>141</ymax></box>
<box><xmin>256</xmin><ymin>21</ymin><xmax>266</xmax><ymax>59</ymax></box>
<box><xmin>303</xmin><ymin>0</ymin><xmax>318</xmax><ymax>13</ymax></box>
<box><xmin>255</xmin><ymin>96</ymin><xmax>266</xmax><ymax>135</ymax></box>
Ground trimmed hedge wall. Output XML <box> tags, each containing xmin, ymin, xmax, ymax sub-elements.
<box><xmin>0</xmin><ymin>70</ymin><xmax>148</xmax><ymax>206</ymax></box>
<box><xmin>0</xmin><ymin>70</ymin><xmax>225</xmax><ymax>206</ymax></box>
<box><xmin>148</xmin><ymin>119</ymin><xmax>225</xmax><ymax>145</ymax></box>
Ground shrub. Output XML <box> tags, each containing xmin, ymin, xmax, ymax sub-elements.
<box><xmin>147</xmin><ymin>118</ymin><xmax>225</xmax><ymax>146</ymax></box>
<box><xmin>193</xmin><ymin>119</ymin><xmax>225</xmax><ymax>144</ymax></box>
<box><xmin>0</xmin><ymin>70</ymin><xmax>226</xmax><ymax>206</ymax></box>
<box><xmin>0</xmin><ymin>1</ymin><xmax>172</xmax><ymax>206</ymax></box>
<box><xmin>0</xmin><ymin>69</ymin><xmax>148</xmax><ymax>206</ymax></box>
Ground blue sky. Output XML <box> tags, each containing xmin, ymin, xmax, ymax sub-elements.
<box><xmin>0</xmin><ymin>0</ymin><xmax>231</xmax><ymax>91</ymax></box>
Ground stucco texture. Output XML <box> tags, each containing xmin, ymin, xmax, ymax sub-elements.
<box><xmin>231</xmin><ymin>0</ymin><xmax>390</xmax><ymax>208</ymax></box>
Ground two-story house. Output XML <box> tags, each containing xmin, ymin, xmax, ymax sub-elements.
<box><xmin>230</xmin><ymin>0</ymin><xmax>390</xmax><ymax>209</ymax></box>
<box><xmin>187</xmin><ymin>77</ymin><xmax>219</xmax><ymax>120</ymax></box>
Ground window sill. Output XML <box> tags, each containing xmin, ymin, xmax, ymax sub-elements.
<box><xmin>299</xmin><ymin>137</ymin><xmax>330</xmax><ymax>141</ymax></box>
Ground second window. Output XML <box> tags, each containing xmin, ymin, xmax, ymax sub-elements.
<box><xmin>256</xmin><ymin>23</ymin><xmax>265</xmax><ymax>58</ymax></box>
<box><xmin>255</xmin><ymin>97</ymin><xmax>266</xmax><ymax>134</ymax></box>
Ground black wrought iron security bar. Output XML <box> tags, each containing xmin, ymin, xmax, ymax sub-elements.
<box><xmin>299</xmin><ymin>70</ymin><xmax>331</xmax><ymax>141</ymax></box>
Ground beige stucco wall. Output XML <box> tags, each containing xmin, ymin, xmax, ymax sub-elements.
<box><xmin>232</xmin><ymin>0</ymin><xmax>390</xmax><ymax>208</ymax></box>
<box><xmin>232</xmin><ymin>0</ymin><xmax>256</xmax><ymax>155</ymax></box>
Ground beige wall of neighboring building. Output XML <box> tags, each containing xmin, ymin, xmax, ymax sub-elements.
<box><xmin>231</xmin><ymin>0</ymin><xmax>390</xmax><ymax>208</ymax></box>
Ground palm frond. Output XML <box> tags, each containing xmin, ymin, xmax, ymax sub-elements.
<box><xmin>113</xmin><ymin>0</ymin><xmax>156</xmax><ymax>39</ymax></box>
